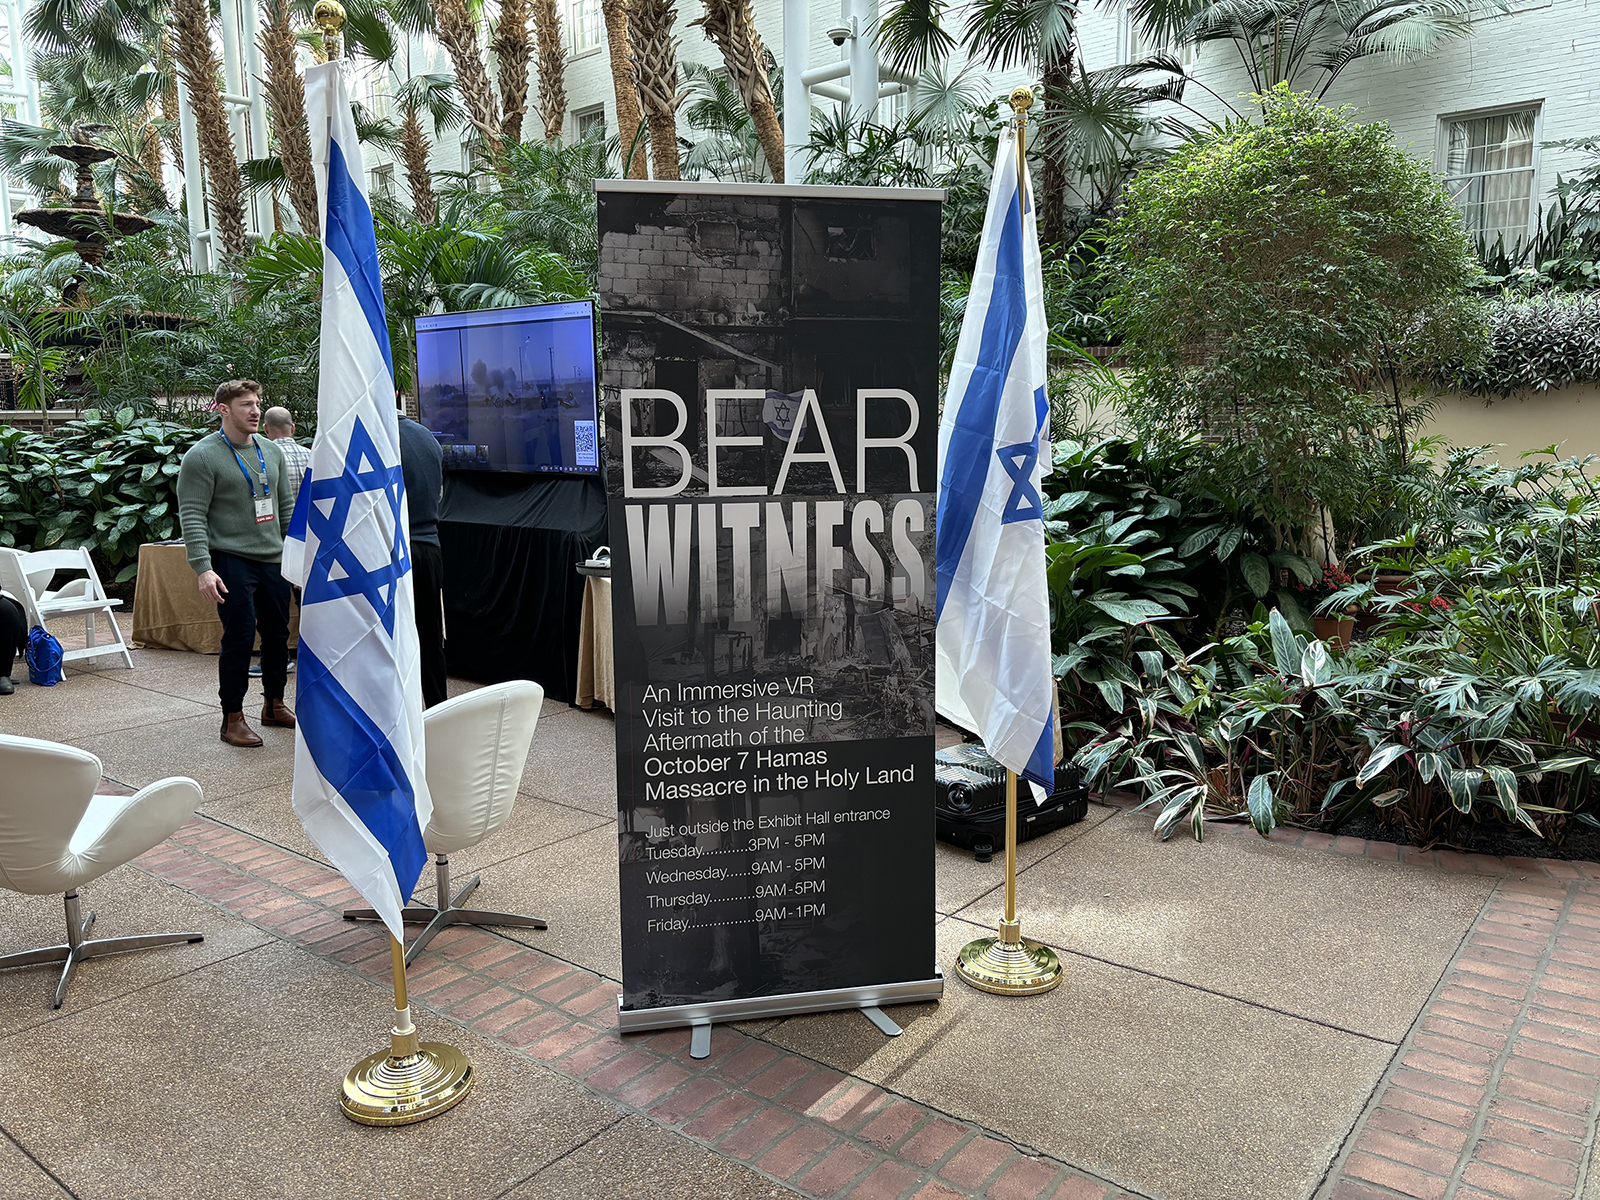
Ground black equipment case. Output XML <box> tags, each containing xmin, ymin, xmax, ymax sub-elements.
<box><xmin>935</xmin><ymin>742</ymin><xmax>1090</xmax><ymax>862</ymax></box>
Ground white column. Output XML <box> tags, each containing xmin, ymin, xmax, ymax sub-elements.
<box><xmin>848</xmin><ymin>0</ymin><xmax>877</xmax><ymax>124</ymax></box>
<box><xmin>241</xmin><ymin>0</ymin><xmax>270</xmax><ymax>233</ymax></box>
<box><xmin>216</xmin><ymin>0</ymin><xmax>262</xmax><ymax>237</ymax></box>
<box><xmin>15</xmin><ymin>0</ymin><xmax>37</xmax><ymax>125</ymax></box>
<box><xmin>175</xmin><ymin>75</ymin><xmax>212</xmax><ymax>272</ymax></box>
<box><xmin>783</xmin><ymin>0</ymin><xmax>809</xmax><ymax>182</ymax></box>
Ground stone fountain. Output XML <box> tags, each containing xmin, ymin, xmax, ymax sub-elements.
<box><xmin>15</xmin><ymin>128</ymin><xmax>157</xmax><ymax>301</ymax></box>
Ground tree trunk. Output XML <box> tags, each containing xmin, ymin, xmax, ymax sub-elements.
<box><xmin>600</xmin><ymin>0</ymin><xmax>648</xmax><ymax>177</ymax></box>
<box><xmin>1038</xmin><ymin>52</ymin><xmax>1073</xmax><ymax>252</ymax></box>
<box><xmin>533</xmin><ymin>0</ymin><xmax>567</xmax><ymax>140</ymax></box>
<box><xmin>630</xmin><ymin>0</ymin><xmax>681</xmax><ymax>180</ymax></box>
<box><xmin>492</xmin><ymin>0</ymin><xmax>531</xmax><ymax>144</ymax></box>
<box><xmin>433</xmin><ymin>0</ymin><xmax>504</xmax><ymax>156</ymax></box>
<box><xmin>259</xmin><ymin>0</ymin><xmax>320</xmax><ymax>236</ymax></box>
<box><xmin>172</xmin><ymin>0</ymin><xmax>247</xmax><ymax>262</ymax></box>
<box><xmin>693</xmin><ymin>0</ymin><xmax>782</xmax><ymax>181</ymax></box>
<box><xmin>400</xmin><ymin>108</ymin><xmax>437</xmax><ymax>223</ymax></box>
<box><xmin>140</xmin><ymin>110</ymin><xmax>167</xmax><ymax>204</ymax></box>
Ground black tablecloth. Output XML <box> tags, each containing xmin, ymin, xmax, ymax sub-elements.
<box><xmin>440</xmin><ymin>472</ymin><xmax>608</xmax><ymax>703</ymax></box>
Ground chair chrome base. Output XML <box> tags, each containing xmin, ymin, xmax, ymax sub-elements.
<box><xmin>344</xmin><ymin>855</ymin><xmax>547</xmax><ymax>965</ymax></box>
<box><xmin>0</xmin><ymin>890</ymin><xmax>204</xmax><ymax>1008</ymax></box>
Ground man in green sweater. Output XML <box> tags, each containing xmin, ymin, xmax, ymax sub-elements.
<box><xmin>178</xmin><ymin>379</ymin><xmax>297</xmax><ymax>747</ymax></box>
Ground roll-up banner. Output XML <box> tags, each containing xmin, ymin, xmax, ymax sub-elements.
<box><xmin>599</xmin><ymin>180</ymin><xmax>945</xmax><ymax>1033</ymax></box>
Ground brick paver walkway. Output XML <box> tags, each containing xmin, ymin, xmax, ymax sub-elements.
<box><xmin>104</xmin><ymin>768</ymin><xmax>1600</xmax><ymax>1200</ymax></box>
<box><xmin>1102</xmin><ymin>804</ymin><xmax>1600</xmax><ymax>1199</ymax></box>
<box><xmin>1321</xmin><ymin>875</ymin><xmax>1600</xmax><ymax>1200</ymax></box>
<box><xmin>128</xmin><ymin>814</ymin><xmax>1144</xmax><ymax>1200</ymax></box>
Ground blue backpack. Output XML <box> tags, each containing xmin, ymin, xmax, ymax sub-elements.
<box><xmin>25</xmin><ymin>625</ymin><xmax>63</xmax><ymax>686</ymax></box>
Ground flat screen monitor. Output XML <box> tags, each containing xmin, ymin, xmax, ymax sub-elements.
<box><xmin>415</xmin><ymin>300</ymin><xmax>599</xmax><ymax>474</ymax></box>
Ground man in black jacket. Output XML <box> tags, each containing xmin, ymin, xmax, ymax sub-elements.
<box><xmin>398</xmin><ymin>414</ymin><xmax>446</xmax><ymax>708</ymax></box>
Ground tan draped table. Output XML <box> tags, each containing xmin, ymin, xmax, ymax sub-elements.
<box><xmin>575</xmin><ymin>573</ymin><xmax>613</xmax><ymax>711</ymax></box>
<box><xmin>131</xmin><ymin>542</ymin><xmax>298</xmax><ymax>654</ymax></box>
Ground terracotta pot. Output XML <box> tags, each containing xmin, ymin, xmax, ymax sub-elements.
<box><xmin>1314</xmin><ymin>615</ymin><xmax>1355</xmax><ymax>650</ymax></box>
<box><xmin>1373</xmin><ymin>572</ymin><xmax>1414</xmax><ymax>596</ymax></box>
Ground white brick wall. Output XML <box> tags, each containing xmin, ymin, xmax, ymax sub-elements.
<box><xmin>1158</xmin><ymin>0</ymin><xmax>1599</xmax><ymax>214</ymax></box>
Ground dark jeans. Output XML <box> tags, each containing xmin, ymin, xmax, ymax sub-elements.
<box><xmin>212</xmin><ymin>551</ymin><xmax>290</xmax><ymax>713</ymax></box>
<box><xmin>0</xmin><ymin>595</ymin><xmax>24</xmax><ymax>678</ymax></box>
<box><xmin>413</xmin><ymin>539</ymin><xmax>446</xmax><ymax>709</ymax></box>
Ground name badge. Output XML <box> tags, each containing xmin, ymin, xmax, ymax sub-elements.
<box><xmin>255</xmin><ymin>497</ymin><xmax>275</xmax><ymax>524</ymax></box>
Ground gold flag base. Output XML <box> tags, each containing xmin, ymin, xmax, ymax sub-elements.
<box><xmin>341</xmin><ymin>1039</ymin><xmax>474</xmax><ymax>1126</ymax></box>
<box><xmin>954</xmin><ymin>932</ymin><xmax>1063</xmax><ymax>996</ymax></box>
<box><xmin>340</xmin><ymin>935</ymin><xmax>474</xmax><ymax>1126</ymax></box>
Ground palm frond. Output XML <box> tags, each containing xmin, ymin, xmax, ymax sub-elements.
<box><xmin>397</xmin><ymin>72</ymin><xmax>467</xmax><ymax>134</ymax></box>
<box><xmin>877</xmin><ymin>0</ymin><xmax>958</xmax><ymax>74</ymax></box>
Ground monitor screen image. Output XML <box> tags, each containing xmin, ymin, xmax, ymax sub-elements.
<box><xmin>415</xmin><ymin>300</ymin><xmax>599</xmax><ymax>474</ymax></box>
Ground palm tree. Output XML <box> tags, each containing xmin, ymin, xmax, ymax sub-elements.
<box><xmin>1124</xmin><ymin>0</ymin><xmax>1509</xmax><ymax>99</ymax></box>
<box><xmin>242</xmin><ymin>212</ymin><xmax>587</xmax><ymax>394</ymax></box>
<box><xmin>878</xmin><ymin>0</ymin><xmax>1078</xmax><ymax>248</ymax></box>
<box><xmin>491</xmin><ymin>0</ymin><xmax>531</xmax><ymax>143</ymax></box>
<box><xmin>437</xmin><ymin>135</ymin><xmax>604</xmax><ymax>280</ymax></box>
<box><xmin>679</xmin><ymin>60</ymin><xmax>769</xmax><ymax>182</ymax></box>
<box><xmin>598</xmin><ymin>0</ymin><xmax>648</xmax><ymax>177</ymax></box>
<box><xmin>259</xmin><ymin>0</ymin><xmax>319</xmax><ymax>235</ymax></box>
<box><xmin>172</xmin><ymin>0</ymin><xmax>247</xmax><ymax>260</ymax></box>
<box><xmin>432</xmin><ymin>0</ymin><xmax>503</xmax><ymax>155</ymax></box>
<box><xmin>396</xmin><ymin>73</ymin><xmax>467</xmax><ymax>221</ymax></box>
<box><xmin>692</xmin><ymin>0</ymin><xmax>782</xmax><ymax>182</ymax></box>
<box><xmin>630</xmin><ymin>0</ymin><xmax>682</xmax><ymax>180</ymax></box>
<box><xmin>532</xmin><ymin>0</ymin><xmax>567</xmax><ymax>140</ymax></box>
<box><xmin>21</xmin><ymin>0</ymin><xmax>174</xmax><ymax>210</ymax></box>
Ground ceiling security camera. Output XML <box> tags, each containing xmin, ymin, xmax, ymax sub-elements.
<box><xmin>826</xmin><ymin>23</ymin><xmax>852</xmax><ymax>45</ymax></box>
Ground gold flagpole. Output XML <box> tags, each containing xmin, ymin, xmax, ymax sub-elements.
<box><xmin>310</xmin><ymin>0</ymin><xmax>476</xmax><ymax>1122</ymax></box>
<box><xmin>953</xmin><ymin>86</ymin><xmax>1064</xmax><ymax>998</ymax></box>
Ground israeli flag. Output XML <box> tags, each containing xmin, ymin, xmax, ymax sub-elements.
<box><xmin>934</xmin><ymin>121</ymin><xmax>1055</xmax><ymax>793</ymax></box>
<box><xmin>283</xmin><ymin>62</ymin><xmax>430</xmax><ymax>944</ymax></box>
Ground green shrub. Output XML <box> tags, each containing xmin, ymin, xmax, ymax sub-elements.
<box><xmin>1442</xmin><ymin>292</ymin><xmax>1600</xmax><ymax>397</ymax></box>
<box><xmin>0</xmin><ymin>407</ymin><xmax>209</xmax><ymax>582</ymax></box>
<box><xmin>1103</xmin><ymin>88</ymin><xmax>1488</xmax><ymax>556</ymax></box>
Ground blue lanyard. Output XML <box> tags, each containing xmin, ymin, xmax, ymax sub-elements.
<box><xmin>218</xmin><ymin>431</ymin><xmax>270</xmax><ymax>499</ymax></box>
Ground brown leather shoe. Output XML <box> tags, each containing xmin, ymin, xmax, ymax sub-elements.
<box><xmin>261</xmin><ymin>699</ymin><xmax>296</xmax><ymax>729</ymax></box>
<box><xmin>221</xmin><ymin>712</ymin><xmax>263</xmax><ymax>747</ymax></box>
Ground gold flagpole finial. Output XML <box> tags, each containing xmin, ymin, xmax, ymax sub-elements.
<box><xmin>1008</xmin><ymin>87</ymin><xmax>1033</xmax><ymax>217</ymax></box>
<box><xmin>313</xmin><ymin>0</ymin><xmax>347</xmax><ymax>61</ymax></box>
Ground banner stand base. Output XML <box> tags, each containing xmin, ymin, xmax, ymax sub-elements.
<box><xmin>618</xmin><ymin>969</ymin><xmax>945</xmax><ymax>1059</ymax></box>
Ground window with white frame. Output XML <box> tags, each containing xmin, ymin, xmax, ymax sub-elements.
<box><xmin>370</xmin><ymin>163</ymin><xmax>394</xmax><ymax>197</ymax></box>
<box><xmin>460</xmin><ymin>138</ymin><xmax>492</xmax><ymax>192</ymax></box>
<box><xmin>575</xmin><ymin>104</ymin><xmax>606</xmax><ymax>141</ymax></box>
<box><xmin>568</xmin><ymin>0</ymin><xmax>601</xmax><ymax>54</ymax></box>
<box><xmin>880</xmin><ymin>87</ymin><xmax>907</xmax><ymax>126</ymax></box>
<box><xmin>1442</xmin><ymin>106</ymin><xmax>1539</xmax><ymax>251</ymax></box>
<box><xmin>1118</xmin><ymin>1</ymin><xmax>1197</xmax><ymax>67</ymax></box>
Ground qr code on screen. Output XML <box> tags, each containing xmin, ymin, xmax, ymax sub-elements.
<box><xmin>574</xmin><ymin>420</ymin><xmax>598</xmax><ymax>468</ymax></box>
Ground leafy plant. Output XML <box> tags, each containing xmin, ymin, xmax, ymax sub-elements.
<box><xmin>1077</xmin><ymin>449</ymin><xmax>1600</xmax><ymax>847</ymax></box>
<box><xmin>1441</xmin><ymin>292</ymin><xmax>1600</xmax><ymax>397</ymax></box>
<box><xmin>0</xmin><ymin>407</ymin><xmax>207</xmax><ymax>581</ymax></box>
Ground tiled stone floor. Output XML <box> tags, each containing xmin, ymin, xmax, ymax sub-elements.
<box><xmin>3</xmin><ymin>619</ymin><xmax>1600</xmax><ymax>1198</ymax></box>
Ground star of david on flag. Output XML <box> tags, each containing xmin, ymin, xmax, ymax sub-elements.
<box><xmin>996</xmin><ymin>437</ymin><xmax>1043</xmax><ymax>525</ymax></box>
<box><xmin>300</xmin><ymin>417</ymin><xmax>411</xmax><ymax>636</ymax></box>
<box><xmin>283</xmin><ymin>61</ymin><xmax>431</xmax><ymax>946</ymax></box>
<box><xmin>934</xmin><ymin>121</ymin><xmax>1057</xmax><ymax>795</ymax></box>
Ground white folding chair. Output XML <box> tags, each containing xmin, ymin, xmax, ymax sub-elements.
<box><xmin>0</xmin><ymin>547</ymin><xmax>134</xmax><ymax>675</ymax></box>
